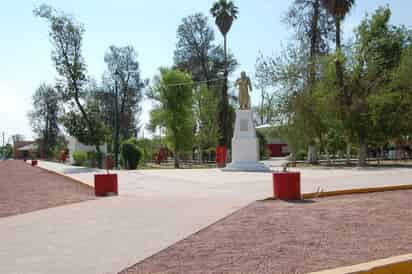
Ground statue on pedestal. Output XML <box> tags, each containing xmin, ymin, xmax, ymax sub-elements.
<box><xmin>235</xmin><ymin>71</ymin><xmax>252</xmax><ymax>110</ymax></box>
<box><xmin>224</xmin><ymin>71</ymin><xmax>269</xmax><ymax>172</ymax></box>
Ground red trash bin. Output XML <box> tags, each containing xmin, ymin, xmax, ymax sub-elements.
<box><xmin>31</xmin><ymin>160</ymin><xmax>38</xmax><ymax>166</ymax></box>
<box><xmin>273</xmin><ymin>172</ymin><xmax>301</xmax><ymax>200</ymax></box>
<box><xmin>216</xmin><ymin>146</ymin><xmax>227</xmax><ymax>168</ymax></box>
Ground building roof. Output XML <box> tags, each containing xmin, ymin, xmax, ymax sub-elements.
<box><xmin>17</xmin><ymin>143</ymin><xmax>37</xmax><ymax>151</ymax></box>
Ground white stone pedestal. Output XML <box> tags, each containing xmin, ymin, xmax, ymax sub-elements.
<box><xmin>224</xmin><ymin>110</ymin><xmax>270</xmax><ymax>172</ymax></box>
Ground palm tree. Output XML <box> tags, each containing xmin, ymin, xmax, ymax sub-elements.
<box><xmin>321</xmin><ymin>0</ymin><xmax>354</xmax><ymax>50</ymax></box>
<box><xmin>210</xmin><ymin>0</ymin><xmax>238</xmax><ymax>148</ymax></box>
<box><xmin>321</xmin><ymin>0</ymin><xmax>355</xmax><ymax>164</ymax></box>
<box><xmin>321</xmin><ymin>0</ymin><xmax>355</xmax><ymax>93</ymax></box>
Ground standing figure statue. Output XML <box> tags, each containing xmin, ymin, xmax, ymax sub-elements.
<box><xmin>235</xmin><ymin>71</ymin><xmax>252</xmax><ymax>109</ymax></box>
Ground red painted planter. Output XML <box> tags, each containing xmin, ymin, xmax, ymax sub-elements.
<box><xmin>273</xmin><ymin>172</ymin><xmax>301</xmax><ymax>200</ymax></box>
<box><xmin>31</xmin><ymin>160</ymin><xmax>38</xmax><ymax>166</ymax></box>
<box><xmin>94</xmin><ymin>174</ymin><xmax>118</xmax><ymax>197</ymax></box>
<box><xmin>216</xmin><ymin>146</ymin><xmax>227</xmax><ymax>168</ymax></box>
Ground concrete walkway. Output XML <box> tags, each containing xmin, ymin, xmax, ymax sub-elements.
<box><xmin>39</xmin><ymin>160</ymin><xmax>412</xmax><ymax>198</ymax></box>
<box><xmin>1</xmin><ymin>160</ymin><xmax>411</xmax><ymax>274</ymax></box>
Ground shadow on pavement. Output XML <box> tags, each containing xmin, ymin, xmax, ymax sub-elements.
<box><xmin>62</xmin><ymin>167</ymin><xmax>100</xmax><ymax>174</ymax></box>
<box><xmin>285</xmin><ymin>199</ymin><xmax>316</xmax><ymax>204</ymax></box>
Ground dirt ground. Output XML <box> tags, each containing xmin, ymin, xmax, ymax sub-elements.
<box><xmin>120</xmin><ymin>189</ymin><xmax>412</xmax><ymax>274</ymax></box>
<box><xmin>0</xmin><ymin>160</ymin><xmax>95</xmax><ymax>218</ymax></box>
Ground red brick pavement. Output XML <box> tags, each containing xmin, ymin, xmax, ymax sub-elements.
<box><xmin>0</xmin><ymin>160</ymin><xmax>95</xmax><ymax>218</ymax></box>
<box><xmin>120</xmin><ymin>190</ymin><xmax>412</xmax><ymax>274</ymax></box>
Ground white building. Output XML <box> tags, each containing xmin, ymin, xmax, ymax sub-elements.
<box><xmin>66</xmin><ymin>136</ymin><xmax>107</xmax><ymax>164</ymax></box>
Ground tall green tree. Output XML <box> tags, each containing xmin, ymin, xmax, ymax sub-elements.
<box><xmin>346</xmin><ymin>6</ymin><xmax>411</xmax><ymax>165</ymax></box>
<box><xmin>103</xmin><ymin>45</ymin><xmax>145</xmax><ymax>139</ymax></box>
<box><xmin>282</xmin><ymin>0</ymin><xmax>335</xmax><ymax>163</ymax></box>
<box><xmin>194</xmin><ymin>85</ymin><xmax>220</xmax><ymax>160</ymax></box>
<box><xmin>285</xmin><ymin>0</ymin><xmax>335</xmax><ymax>84</ymax></box>
<box><xmin>34</xmin><ymin>5</ymin><xmax>104</xmax><ymax>153</ymax></box>
<box><xmin>28</xmin><ymin>83</ymin><xmax>60</xmax><ymax>158</ymax></box>
<box><xmin>321</xmin><ymin>0</ymin><xmax>355</xmax><ymax>162</ymax></box>
<box><xmin>210</xmin><ymin>0</ymin><xmax>238</xmax><ymax>147</ymax></box>
<box><xmin>62</xmin><ymin>97</ymin><xmax>108</xmax><ymax>150</ymax></box>
<box><xmin>150</xmin><ymin>69</ymin><xmax>194</xmax><ymax>168</ymax></box>
<box><xmin>255</xmin><ymin>46</ymin><xmax>311</xmax><ymax>158</ymax></box>
<box><xmin>174</xmin><ymin>13</ymin><xmax>238</xmax><ymax>158</ymax></box>
<box><xmin>174</xmin><ymin>13</ymin><xmax>237</xmax><ymax>88</ymax></box>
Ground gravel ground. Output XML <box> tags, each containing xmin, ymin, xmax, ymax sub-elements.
<box><xmin>0</xmin><ymin>160</ymin><xmax>95</xmax><ymax>218</ymax></box>
<box><xmin>121</xmin><ymin>190</ymin><xmax>412</xmax><ymax>274</ymax></box>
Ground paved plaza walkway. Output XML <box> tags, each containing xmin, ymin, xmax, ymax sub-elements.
<box><xmin>1</xmin><ymin>160</ymin><xmax>411</xmax><ymax>274</ymax></box>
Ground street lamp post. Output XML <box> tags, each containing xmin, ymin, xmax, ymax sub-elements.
<box><xmin>114</xmin><ymin>71</ymin><xmax>120</xmax><ymax>169</ymax></box>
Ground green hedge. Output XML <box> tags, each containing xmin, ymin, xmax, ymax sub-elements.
<box><xmin>72</xmin><ymin>150</ymin><xmax>88</xmax><ymax>166</ymax></box>
<box><xmin>121</xmin><ymin>138</ymin><xmax>143</xmax><ymax>170</ymax></box>
<box><xmin>295</xmin><ymin>149</ymin><xmax>307</xmax><ymax>161</ymax></box>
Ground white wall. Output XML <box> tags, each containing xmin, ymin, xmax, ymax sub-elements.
<box><xmin>66</xmin><ymin>136</ymin><xmax>107</xmax><ymax>164</ymax></box>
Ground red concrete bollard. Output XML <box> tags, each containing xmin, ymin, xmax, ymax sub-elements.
<box><xmin>31</xmin><ymin>160</ymin><xmax>38</xmax><ymax>167</ymax></box>
<box><xmin>273</xmin><ymin>172</ymin><xmax>301</xmax><ymax>200</ymax></box>
<box><xmin>94</xmin><ymin>174</ymin><xmax>118</xmax><ymax>197</ymax></box>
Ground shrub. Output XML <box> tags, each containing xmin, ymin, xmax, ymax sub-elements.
<box><xmin>72</xmin><ymin>150</ymin><xmax>88</xmax><ymax>166</ymax></box>
<box><xmin>295</xmin><ymin>149</ymin><xmax>307</xmax><ymax>161</ymax></box>
<box><xmin>121</xmin><ymin>138</ymin><xmax>143</xmax><ymax>170</ymax></box>
<box><xmin>0</xmin><ymin>144</ymin><xmax>13</xmax><ymax>159</ymax></box>
<box><xmin>86</xmin><ymin>151</ymin><xmax>103</xmax><ymax>168</ymax></box>
<box><xmin>256</xmin><ymin>130</ymin><xmax>269</xmax><ymax>160</ymax></box>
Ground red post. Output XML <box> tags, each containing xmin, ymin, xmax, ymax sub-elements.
<box><xmin>60</xmin><ymin>151</ymin><xmax>67</xmax><ymax>163</ymax></box>
<box><xmin>273</xmin><ymin>172</ymin><xmax>301</xmax><ymax>200</ymax></box>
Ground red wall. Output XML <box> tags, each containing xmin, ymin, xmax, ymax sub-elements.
<box><xmin>266</xmin><ymin>144</ymin><xmax>288</xmax><ymax>157</ymax></box>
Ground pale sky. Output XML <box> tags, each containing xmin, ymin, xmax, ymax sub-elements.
<box><xmin>0</xmin><ymin>0</ymin><xmax>410</xmax><ymax>142</ymax></box>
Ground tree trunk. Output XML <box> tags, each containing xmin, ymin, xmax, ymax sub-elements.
<box><xmin>291</xmin><ymin>151</ymin><xmax>297</xmax><ymax>167</ymax></box>
<box><xmin>74</xmin><ymin>94</ymin><xmax>92</xmax><ymax>136</ymax></box>
<box><xmin>199</xmin><ymin>147</ymin><xmax>203</xmax><ymax>163</ymax></box>
<box><xmin>260</xmin><ymin>89</ymin><xmax>265</xmax><ymax>125</ymax></box>
<box><xmin>174</xmin><ymin>150</ymin><xmax>180</xmax><ymax>168</ymax></box>
<box><xmin>325</xmin><ymin>147</ymin><xmax>331</xmax><ymax>165</ymax></box>
<box><xmin>335</xmin><ymin>17</ymin><xmax>344</xmax><ymax>94</ymax></box>
<box><xmin>378</xmin><ymin>146</ymin><xmax>383</xmax><ymax>166</ymax></box>
<box><xmin>73</xmin><ymin>88</ymin><xmax>102</xmax><ymax>167</ymax></box>
<box><xmin>95</xmin><ymin>145</ymin><xmax>102</xmax><ymax>169</ymax></box>
<box><xmin>335</xmin><ymin>16</ymin><xmax>341</xmax><ymax>51</ymax></box>
<box><xmin>219</xmin><ymin>34</ymin><xmax>229</xmax><ymax>147</ymax></box>
<box><xmin>305</xmin><ymin>0</ymin><xmax>320</xmax><ymax>164</ymax></box>
<box><xmin>307</xmin><ymin>144</ymin><xmax>317</xmax><ymax>164</ymax></box>
<box><xmin>44</xmin><ymin>110</ymin><xmax>49</xmax><ymax>158</ymax></box>
<box><xmin>358</xmin><ymin>141</ymin><xmax>368</xmax><ymax>167</ymax></box>
<box><xmin>346</xmin><ymin>142</ymin><xmax>351</xmax><ymax>165</ymax></box>
<box><xmin>200</xmin><ymin>56</ymin><xmax>211</xmax><ymax>90</ymax></box>
<box><xmin>308</xmin><ymin>0</ymin><xmax>320</xmax><ymax>88</ymax></box>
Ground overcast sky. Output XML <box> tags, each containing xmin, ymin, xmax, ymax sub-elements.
<box><xmin>0</xmin><ymin>0</ymin><xmax>411</xmax><ymax>142</ymax></box>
